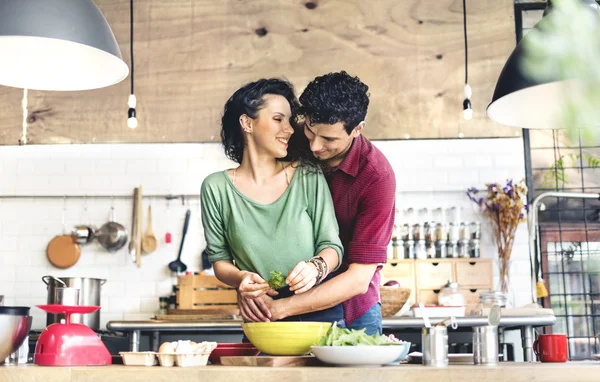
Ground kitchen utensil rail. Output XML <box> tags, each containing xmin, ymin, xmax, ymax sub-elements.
<box><xmin>0</xmin><ymin>193</ymin><xmax>199</xmax><ymax>203</ymax></box>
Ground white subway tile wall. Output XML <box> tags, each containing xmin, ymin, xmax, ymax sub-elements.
<box><xmin>0</xmin><ymin>138</ymin><xmax>532</xmax><ymax>330</ymax></box>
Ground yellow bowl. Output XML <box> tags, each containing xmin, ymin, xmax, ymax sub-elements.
<box><xmin>242</xmin><ymin>321</ymin><xmax>332</xmax><ymax>356</ymax></box>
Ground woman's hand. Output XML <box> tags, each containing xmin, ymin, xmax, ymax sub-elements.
<box><xmin>238</xmin><ymin>271</ymin><xmax>271</xmax><ymax>299</ymax></box>
<box><xmin>286</xmin><ymin>260</ymin><xmax>319</xmax><ymax>294</ymax></box>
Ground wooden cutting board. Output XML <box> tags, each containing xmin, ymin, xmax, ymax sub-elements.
<box><xmin>154</xmin><ymin>314</ymin><xmax>241</xmax><ymax>321</ymax></box>
<box><xmin>168</xmin><ymin>308</ymin><xmax>240</xmax><ymax>315</ymax></box>
<box><xmin>220</xmin><ymin>356</ymin><xmax>319</xmax><ymax>367</ymax></box>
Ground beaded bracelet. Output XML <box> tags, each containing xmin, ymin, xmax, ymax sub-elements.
<box><xmin>307</xmin><ymin>256</ymin><xmax>328</xmax><ymax>284</ymax></box>
<box><xmin>306</xmin><ymin>258</ymin><xmax>323</xmax><ymax>284</ymax></box>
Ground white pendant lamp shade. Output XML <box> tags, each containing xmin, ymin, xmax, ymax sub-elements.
<box><xmin>0</xmin><ymin>0</ymin><xmax>129</xmax><ymax>91</ymax></box>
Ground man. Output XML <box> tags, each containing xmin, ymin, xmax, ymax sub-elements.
<box><xmin>239</xmin><ymin>71</ymin><xmax>396</xmax><ymax>335</ymax></box>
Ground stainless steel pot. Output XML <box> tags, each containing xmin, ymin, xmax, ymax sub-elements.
<box><xmin>42</xmin><ymin>276</ymin><xmax>106</xmax><ymax>330</ymax></box>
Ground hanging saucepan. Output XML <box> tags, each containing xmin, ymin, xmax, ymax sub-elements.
<box><xmin>72</xmin><ymin>225</ymin><xmax>96</xmax><ymax>244</ymax></box>
<box><xmin>47</xmin><ymin>202</ymin><xmax>81</xmax><ymax>269</ymax></box>
<box><xmin>96</xmin><ymin>205</ymin><xmax>128</xmax><ymax>252</ymax></box>
<box><xmin>72</xmin><ymin>199</ymin><xmax>96</xmax><ymax>245</ymax></box>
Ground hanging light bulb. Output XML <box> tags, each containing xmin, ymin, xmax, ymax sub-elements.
<box><xmin>127</xmin><ymin>0</ymin><xmax>138</xmax><ymax>129</ymax></box>
<box><xmin>463</xmin><ymin>84</ymin><xmax>472</xmax><ymax>120</ymax></box>
<box><xmin>128</xmin><ymin>94</ymin><xmax>138</xmax><ymax>129</ymax></box>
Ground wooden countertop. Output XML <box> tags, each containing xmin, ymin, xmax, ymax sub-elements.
<box><xmin>1</xmin><ymin>363</ymin><xmax>599</xmax><ymax>382</ymax></box>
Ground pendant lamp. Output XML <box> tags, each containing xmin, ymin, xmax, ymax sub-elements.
<box><xmin>486</xmin><ymin>0</ymin><xmax>600</xmax><ymax>129</ymax></box>
<box><xmin>0</xmin><ymin>0</ymin><xmax>128</xmax><ymax>91</ymax></box>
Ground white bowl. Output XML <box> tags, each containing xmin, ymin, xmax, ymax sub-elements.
<box><xmin>311</xmin><ymin>344</ymin><xmax>408</xmax><ymax>366</ymax></box>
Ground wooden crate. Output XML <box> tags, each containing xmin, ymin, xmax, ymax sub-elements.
<box><xmin>176</xmin><ymin>273</ymin><xmax>239</xmax><ymax>312</ymax></box>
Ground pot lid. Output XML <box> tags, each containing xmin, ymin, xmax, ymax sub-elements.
<box><xmin>0</xmin><ymin>306</ymin><xmax>30</xmax><ymax>316</ymax></box>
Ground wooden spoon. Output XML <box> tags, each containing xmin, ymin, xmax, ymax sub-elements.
<box><xmin>142</xmin><ymin>205</ymin><xmax>157</xmax><ymax>254</ymax></box>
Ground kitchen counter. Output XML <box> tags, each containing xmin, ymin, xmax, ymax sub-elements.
<box><xmin>1</xmin><ymin>363</ymin><xmax>598</xmax><ymax>382</ymax></box>
<box><xmin>107</xmin><ymin>314</ymin><xmax>556</xmax><ymax>362</ymax></box>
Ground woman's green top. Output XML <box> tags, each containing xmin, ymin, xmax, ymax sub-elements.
<box><xmin>201</xmin><ymin>164</ymin><xmax>343</xmax><ymax>281</ymax></box>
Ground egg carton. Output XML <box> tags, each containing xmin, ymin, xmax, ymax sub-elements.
<box><xmin>157</xmin><ymin>341</ymin><xmax>218</xmax><ymax>367</ymax></box>
<box><xmin>120</xmin><ymin>352</ymin><xmax>157</xmax><ymax>366</ymax></box>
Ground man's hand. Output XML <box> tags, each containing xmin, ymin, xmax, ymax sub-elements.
<box><xmin>237</xmin><ymin>291</ymin><xmax>274</xmax><ymax>322</ymax></box>
<box><xmin>238</xmin><ymin>271</ymin><xmax>271</xmax><ymax>299</ymax></box>
<box><xmin>286</xmin><ymin>260</ymin><xmax>319</xmax><ymax>294</ymax></box>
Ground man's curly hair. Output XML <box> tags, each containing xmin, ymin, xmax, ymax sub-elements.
<box><xmin>299</xmin><ymin>71</ymin><xmax>370</xmax><ymax>135</ymax></box>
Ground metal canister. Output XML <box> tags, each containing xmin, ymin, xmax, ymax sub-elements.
<box><xmin>401</xmin><ymin>223</ymin><xmax>413</xmax><ymax>241</ymax></box>
<box><xmin>415</xmin><ymin>240</ymin><xmax>427</xmax><ymax>259</ymax></box>
<box><xmin>458</xmin><ymin>240</ymin><xmax>470</xmax><ymax>258</ymax></box>
<box><xmin>422</xmin><ymin>326</ymin><xmax>448</xmax><ymax>367</ymax></box>
<box><xmin>469</xmin><ymin>239</ymin><xmax>481</xmax><ymax>258</ymax></box>
<box><xmin>473</xmin><ymin>325</ymin><xmax>499</xmax><ymax>365</ymax></box>
<box><xmin>447</xmin><ymin>242</ymin><xmax>458</xmax><ymax>258</ymax></box>
<box><xmin>404</xmin><ymin>240</ymin><xmax>415</xmax><ymax>259</ymax></box>
<box><xmin>436</xmin><ymin>240</ymin><xmax>447</xmax><ymax>258</ymax></box>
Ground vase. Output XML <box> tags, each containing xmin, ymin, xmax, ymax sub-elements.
<box><xmin>496</xmin><ymin>258</ymin><xmax>515</xmax><ymax>308</ymax></box>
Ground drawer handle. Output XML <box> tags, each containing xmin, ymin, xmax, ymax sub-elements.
<box><xmin>470</xmin><ymin>289</ymin><xmax>478</xmax><ymax>293</ymax></box>
<box><xmin>469</xmin><ymin>262</ymin><xmax>476</xmax><ymax>266</ymax></box>
<box><xmin>433</xmin><ymin>289</ymin><xmax>440</xmax><ymax>294</ymax></box>
<box><xmin>431</xmin><ymin>262</ymin><xmax>439</xmax><ymax>266</ymax></box>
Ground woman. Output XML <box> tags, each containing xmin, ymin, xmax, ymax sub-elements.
<box><xmin>201</xmin><ymin>78</ymin><xmax>344</xmax><ymax>323</ymax></box>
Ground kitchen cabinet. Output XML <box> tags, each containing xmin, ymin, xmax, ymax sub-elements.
<box><xmin>381</xmin><ymin>258</ymin><xmax>493</xmax><ymax>309</ymax></box>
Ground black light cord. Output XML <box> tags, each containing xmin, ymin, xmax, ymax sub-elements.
<box><xmin>463</xmin><ymin>0</ymin><xmax>468</xmax><ymax>85</ymax></box>
<box><xmin>127</xmin><ymin>0</ymin><xmax>137</xmax><ymax>128</ymax></box>
<box><xmin>130</xmin><ymin>0</ymin><xmax>134</xmax><ymax>95</ymax></box>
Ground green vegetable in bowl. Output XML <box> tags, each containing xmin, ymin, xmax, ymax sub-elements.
<box><xmin>316</xmin><ymin>322</ymin><xmax>404</xmax><ymax>346</ymax></box>
<box><xmin>267</xmin><ymin>271</ymin><xmax>286</xmax><ymax>290</ymax></box>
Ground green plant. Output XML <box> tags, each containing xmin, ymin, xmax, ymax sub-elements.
<box><xmin>522</xmin><ymin>0</ymin><xmax>600</xmax><ymax>142</ymax></box>
<box><xmin>541</xmin><ymin>153</ymin><xmax>600</xmax><ymax>189</ymax></box>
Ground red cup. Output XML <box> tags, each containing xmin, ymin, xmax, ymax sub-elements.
<box><xmin>533</xmin><ymin>334</ymin><xmax>568</xmax><ymax>362</ymax></box>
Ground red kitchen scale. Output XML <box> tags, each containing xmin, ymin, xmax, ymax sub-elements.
<box><xmin>35</xmin><ymin>304</ymin><xmax>112</xmax><ymax>366</ymax></box>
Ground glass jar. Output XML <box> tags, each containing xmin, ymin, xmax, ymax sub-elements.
<box><xmin>479</xmin><ymin>291</ymin><xmax>507</xmax><ymax>309</ymax></box>
<box><xmin>159</xmin><ymin>297</ymin><xmax>169</xmax><ymax>315</ymax></box>
<box><xmin>470</xmin><ymin>221</ymin><xmax>481</xmax><ymax>240</ymax></box>
<box><xmin>438</xmin><ymin>281</ymin><xmax>465</xmax><ymax>307</ymax></box>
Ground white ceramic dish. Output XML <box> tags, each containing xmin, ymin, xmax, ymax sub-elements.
<box><xmin>311</xmin><ymin>345</ymin><xmax>407</xmax><ymax>366</ymax></box>
<box><xmin>120</xmin><ymin>351</ymin><xmax>157</xmax><ymax>366</ymax></box>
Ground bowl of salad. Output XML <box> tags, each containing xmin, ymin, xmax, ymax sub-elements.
<box><xmin>311</xmin><ymin>323</ymin><xmax>410</xmax><ymax>366</ymax></box>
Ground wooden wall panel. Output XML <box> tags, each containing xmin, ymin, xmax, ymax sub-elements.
<box><xmin>0</xmin><ymin>0</ymin><xmax>518</xmax><ymax>145</ymax></box>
